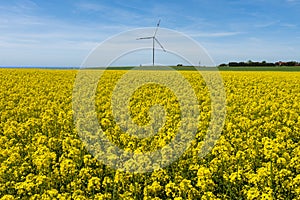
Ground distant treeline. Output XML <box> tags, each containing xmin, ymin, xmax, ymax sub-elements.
<box><xmin>219</xmin><ymin>60</ymin><xmax>300</xmax><ymax>67</ymax></box>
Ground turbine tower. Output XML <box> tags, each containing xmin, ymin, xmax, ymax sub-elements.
<box><xmin>137</xmin><ymin>20</ymin><xmax>166</xmax><ymax>66</ymax></box>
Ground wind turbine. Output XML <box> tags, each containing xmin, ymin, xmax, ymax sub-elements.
<box><xmin>137</xmin><ymin>20</ymin><xmax>166</xmax><ymax>66</ymax></box>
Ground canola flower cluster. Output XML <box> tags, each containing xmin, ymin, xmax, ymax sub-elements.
<box><xmin>0</xmin><ymin>69</ymin><xmax>299</xmax><ymax>199</ymax></box>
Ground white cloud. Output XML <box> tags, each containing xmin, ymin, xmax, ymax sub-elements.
<box><xmin>0</xmin><ymin>4</ymin><xmax>131</xmax><ymax>66</ymax></box>
<box><xmin>75</xmin><ymin>2</ymin><xmax>107</xmax><ymax>12</ymax></box>
<box><xmin>0</xmin><ymin>0</ymin><xmax>38</xmax><ymax>14</ymax></box>
<box><xmin>254</xmin><ymin>20</ymin><xmax>280</xmax><ymax>28</ymax></box>
<box><xmin>188</xmin><ymin>31</ymin><xmax>242</xmax><ymax>38</ymax></box>
<box><xmin>75</xmin><ymin>2</ymin><xmax>142</xmax><ymax>23</ymax></box>
<box><xmin>280</xmin><ymin>23</ymin><xmax>297</xmax><ymax>28</ymax></box>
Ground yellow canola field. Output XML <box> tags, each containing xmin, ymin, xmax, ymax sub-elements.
<box><xmin>0</xmin><ymin>69</ymin><xmax>299</xmax><ymax>199</ymax></box>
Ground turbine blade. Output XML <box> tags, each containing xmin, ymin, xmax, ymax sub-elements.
<box><xmin>136</xmin><ymin>36</ymin><xmax>153</xmax><ymax>40</ymax></box>
<box><xmin>154</xmin><ymin>38</ymin><xmax>166</xmax><ymax>52</ymax></box>
<box><xmin>153</xmin><ymin>19</ymin><xmax>161</xmax><ymax>37</ymax></box>
<box><xmin>157</xmin><ymin>19</ymin><xmax>161</xmax><ymax>27</ymax></box>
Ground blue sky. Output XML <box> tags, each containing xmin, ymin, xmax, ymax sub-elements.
<box><xmin>0</xmin><ymin>0</ymin><xmax>299</xmax><ymax>66</ymax></box>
